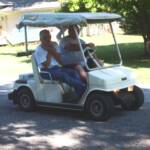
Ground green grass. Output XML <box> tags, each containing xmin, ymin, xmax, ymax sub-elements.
<box><xmin>0</xmin><ymin>34</ymin><xmax>150</xmax><ymax>84</ymax></box>
<box><xmin>0</xmin><ymin>44</ymin><xmax>37</xmax><ymax>79</ymax></box>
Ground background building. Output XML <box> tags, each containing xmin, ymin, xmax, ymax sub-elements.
<box><xmin>0</xmin><ymin>0</ymin><xmax>60</xmax><ymax>45</ymax></box>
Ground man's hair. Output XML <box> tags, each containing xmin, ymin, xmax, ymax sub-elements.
<box><xmin>39</xmin><ymin>29</ymin><xmax>50</xmax><ymax>40</ymax></box>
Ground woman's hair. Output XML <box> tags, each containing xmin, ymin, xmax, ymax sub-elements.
<box><xmin>68</xmin><ymin>25</ymin><xmax>80</xmax><ymax>33</ymax></box>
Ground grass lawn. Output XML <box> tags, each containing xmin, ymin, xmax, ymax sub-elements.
<box><xmin>0</xmin><ymin>33</ymin><xmax>150</xmax><ymax>84</ymax></box>
<box><xmin>0</xmin><ymin>44</ymin><xmax>36</xmax><ymax>80</ymax></box>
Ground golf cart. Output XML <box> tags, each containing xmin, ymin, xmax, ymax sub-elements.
<box><xmin>8</xmin><ymin>12</ymin><xmax>144</xmax><ymax>121</ymax></box>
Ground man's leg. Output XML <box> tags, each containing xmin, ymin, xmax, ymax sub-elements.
<box><xmin>60</xmin><ymin>67</ymin><xmax>81</xmax><ymax>81</ymax></box>
<box><xmin>48</xmin><ymin>66</ymin><xmax>86</xmax><ymax>97</ymax></box>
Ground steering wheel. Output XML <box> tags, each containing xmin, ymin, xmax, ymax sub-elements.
<box><xmin>83</xmin><ymin>47</ymin><xmax>97</xmax><ymax>68</ymax></box>
<box><xmin>83</xmin><ymin>47</ymin><xmax>96</xmax><ymax>58</ymax></box>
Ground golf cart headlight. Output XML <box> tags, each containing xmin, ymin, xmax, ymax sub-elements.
<box><xmin>128</xmin><ymin>86</ymin><xmax>134</xmax><ymax>92</ymax></box>
<box><xmin>113</xmin><ymin>89</ymin><xmax>120</xmax><ymax>94</ymax></box>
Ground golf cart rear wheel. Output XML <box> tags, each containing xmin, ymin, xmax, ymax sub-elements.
<box><xmin>121</xmin><ymin>86</ymin><xmax>144</xmax><ymax>111</ymax></box>
<box><xmin>85</xmin><ymin>93</ymin><xmax>114</xmax><ymax>121</ymax></box>
<box><xmin>17</xmin><ymin>87</ymin><xmax>35</xmax><ymax>112</ymax></box>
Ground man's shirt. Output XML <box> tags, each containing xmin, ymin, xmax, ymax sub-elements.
<box><xmin>34</xmin><ymin>42</ymin><xmax>59</xmax><ymax>69</ymax></box>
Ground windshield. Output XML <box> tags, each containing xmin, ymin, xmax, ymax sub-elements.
<box><xmin>22</xmin><ymin>22</ymin><xmax>122</xmax><ymax>70</ymax></box>
<box><xmin>76</xmin><ymin>22</ymin><xmax>122</xmax><ymax>70</ymax></box>
<box><xmin>55</xmin><ymin>23</ymin><xmax>122</xmax><ymax>70</ymax></box>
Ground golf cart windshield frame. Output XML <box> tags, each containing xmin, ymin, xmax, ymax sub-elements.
<box><xmin>74</xmin><ymin>23</ymin><xmax>122</xmax><ymax>71</ymax></box>
<box><xmin>18</xmin><ymin>12</ymin><xmax>122</xmax><ymax>70</ymax></box>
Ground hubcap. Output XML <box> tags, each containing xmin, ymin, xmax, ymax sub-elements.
<box><xmin>90</xmin><ymin>100</ymin><xmax>103</xmax><ymax>117</ymax></box>
<box><xmin>20</xmin><ymin>94</ymin><xmax>31</xmax><ymax>108</ymax></box>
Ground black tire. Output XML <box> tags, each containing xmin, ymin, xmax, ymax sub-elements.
<box><xmin>85</xmin><ymin>93</ymin><xmax>114</xmax><ymax>121</ymax></box>
<box><xmin>121</xmin><ymin>86</ymin><xmax>144</xmax><ymax>111</ymax></box>
<box><xmin>17</xmin><ymin>87</ymin><xmax>35</xmax><ymax>112</ymax></box>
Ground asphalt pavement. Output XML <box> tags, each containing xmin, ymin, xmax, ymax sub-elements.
<box><xmin>0</xmin><ymin>82</ymin><xmax>150</xmax><ymax>150</ymax></box>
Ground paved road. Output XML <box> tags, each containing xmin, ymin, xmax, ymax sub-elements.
<box><xmin>0</xmin><ymin>83</ymin><xmax>150</xmax><ymax>150</ymax></box>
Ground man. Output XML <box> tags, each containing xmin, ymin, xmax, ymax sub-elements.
<box><xmin>59</xmin><ymin>26</ymin><xmax>95</xmax><ymax>82</ymax></box>
<box><xmin>34</xmin><ymin>29</ymin><xmax>86</xmax><ymax>97</ymax></box>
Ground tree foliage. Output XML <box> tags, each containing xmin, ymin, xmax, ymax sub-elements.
<box><xmin>60</xmin><ymin>0</ymin><xmax>150</xmax><ymax>53</ymax></box>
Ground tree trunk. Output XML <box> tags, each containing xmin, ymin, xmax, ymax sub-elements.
<box><xmin>142</xmin><ymin>35</ymin><xmax>150</xmax><ymax>55</ymax></box>
<box><xmin>145</xmin><ymin>40</ymin><xmax>150</xmax><ymax>55</ymax></box>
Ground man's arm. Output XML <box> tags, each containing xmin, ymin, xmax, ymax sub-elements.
<box><xmin>50</xmin><ymin>49</ymin><xmax>62</xmax><ymax>65</ymax></box>
<box><xmin>42</xmin><ymin>53</ymin><xmax>51</xmax><ymax>69</ymax></box>
<box><xmin>85</xmin><ymin>43</ymin><xmax>95</xmax><ymax>49</ymax></box>
<box><xmin>44</xmin><ymin>44</ymin><xmax>62</xmax><ymax>65</ymax></box>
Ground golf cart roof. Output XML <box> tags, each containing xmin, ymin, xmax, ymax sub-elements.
<box><xmin>17</xmin><ymin>12</ymin><xmax>121</xmax><ymax>29</ymax></box>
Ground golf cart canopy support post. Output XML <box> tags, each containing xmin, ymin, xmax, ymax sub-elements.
<box><xmin>24</xmin><ymin>26</ymin><xmax>28</xmax><ymax>53</ymax></box>
<box><xmin>109</xmin><ymin>22</ymin><xmax>122</xmax><ymax>65</ymax></box>
<box><xmin>73</xmin><ymin>26</ymin><xmax>89</xmax><ymax>70</ymax></box>
<box><xmin>74</xmin><ymin>25</ymin><xmax>102</xmax><ymax>70</ymax></box>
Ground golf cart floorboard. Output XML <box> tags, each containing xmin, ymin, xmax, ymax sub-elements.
<box><xmin>37</xmin><ymin>102</ymin><xmax>84</xmax><ymax>111</ymax></box>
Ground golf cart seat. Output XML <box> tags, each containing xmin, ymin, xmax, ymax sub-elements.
<box><xmin>32</xmin><ymin>54</ymin><xmax>52</xmax><ymax>82</ymax></box>
<box><xmin>31</xmin><ymin>54</ymin><xmax>70</xmax><ymax>93</ymax></box>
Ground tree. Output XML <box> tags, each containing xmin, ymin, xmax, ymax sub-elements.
<box><xmin>60</xmin><ymin>0</ymin><xmax>150</xmax><ymax>54</ymax></box>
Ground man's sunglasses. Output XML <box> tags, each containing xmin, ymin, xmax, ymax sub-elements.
<box><xmin>42</xmin><ymin>35</ymin><xmax>51</xmax><ymax>40</ymax></box>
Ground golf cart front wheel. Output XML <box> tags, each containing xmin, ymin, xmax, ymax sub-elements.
<box><xmin>121</xmin><ymin>86</ymin><xmax>144</xmax><ymax>111</ymax></box>
<box><xmin>85</xmin><ymin>93</ymin><xmax>114</xmax><ymax>121</ymax></box>
<box><xmin>17</xmin><ymin>87</ymin><xmax>35</xmax><ymax>112</ymax></box>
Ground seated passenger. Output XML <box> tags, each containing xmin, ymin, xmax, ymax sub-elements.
<box><xmin>59</xmin><ymin>25</ymin><xmax>95</xmax><ymax>82</ymax></box>
<box><xmin>34</xmin><ymin>29</ymin><xmax>86</xmax><ymax>97</ymax></box>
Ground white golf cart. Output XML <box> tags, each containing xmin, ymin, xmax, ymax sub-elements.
<box><xmin>8</xmin><ymin>12</ymin><xmax>144</xmax><ymax>121</ymax></box>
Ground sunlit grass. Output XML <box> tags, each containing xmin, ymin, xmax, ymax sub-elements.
<box><xmin>82</xmin><ymin>33</ymin><xmax>143</xmax><ymax>46</ymax></box>
<box><xmin>0</xmin><ymin>43</ymin><xmax>36</xmax><ymax>79</ymax></box>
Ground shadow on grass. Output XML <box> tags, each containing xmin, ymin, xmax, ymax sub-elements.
<box><xmin>96</xmin><ymin>42</ymin><xmax>150</xmax><ymax>69</ymax></box>
<box><xmin>124</xmin><ymin>59</ymin><xmax>150</xmax><ymax>68</ymax></box>
<box><xmin>16</xmin><ymin>50</ymin><xmax>34</xmax><ymax>57</ymax></box>
<box><xmin>0</xmin><ymin>53</ymin><xmax>17</xmax><ymax>56</ymax></box>
<box><xmin>0</xmin><ymin>50</ymin><xmax>34</xmax><ymax>57</ymax></box>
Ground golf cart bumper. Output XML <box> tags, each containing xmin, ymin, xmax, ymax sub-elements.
<box><xmin>8</xmin><ymin>90</ymin><xmax>17</xmax><ymax>104</ymax></box>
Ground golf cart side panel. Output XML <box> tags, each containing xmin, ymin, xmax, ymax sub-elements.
<box><xmin>37</xmin><ymin>82</ymin><xmax>63</xmax><ymax>103</ymax></box>
<box><xmin>88</xmin><ymin>66</ymin><xmax>136</xmax><ymax>91</ymax></box>
<box><xmin>13</xmin><ymin>80</ymin><xmax>63</xmax><ymax>103</ymax></box>
<box><xmin>29</xmin><ymin>81</ymin><xmax>63</xmax><ymax>103</ymax></box>
<box><xmin>12</xmin><ymin>81</ymin><xmax>40</xmax><ymax>100</ymax></box>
